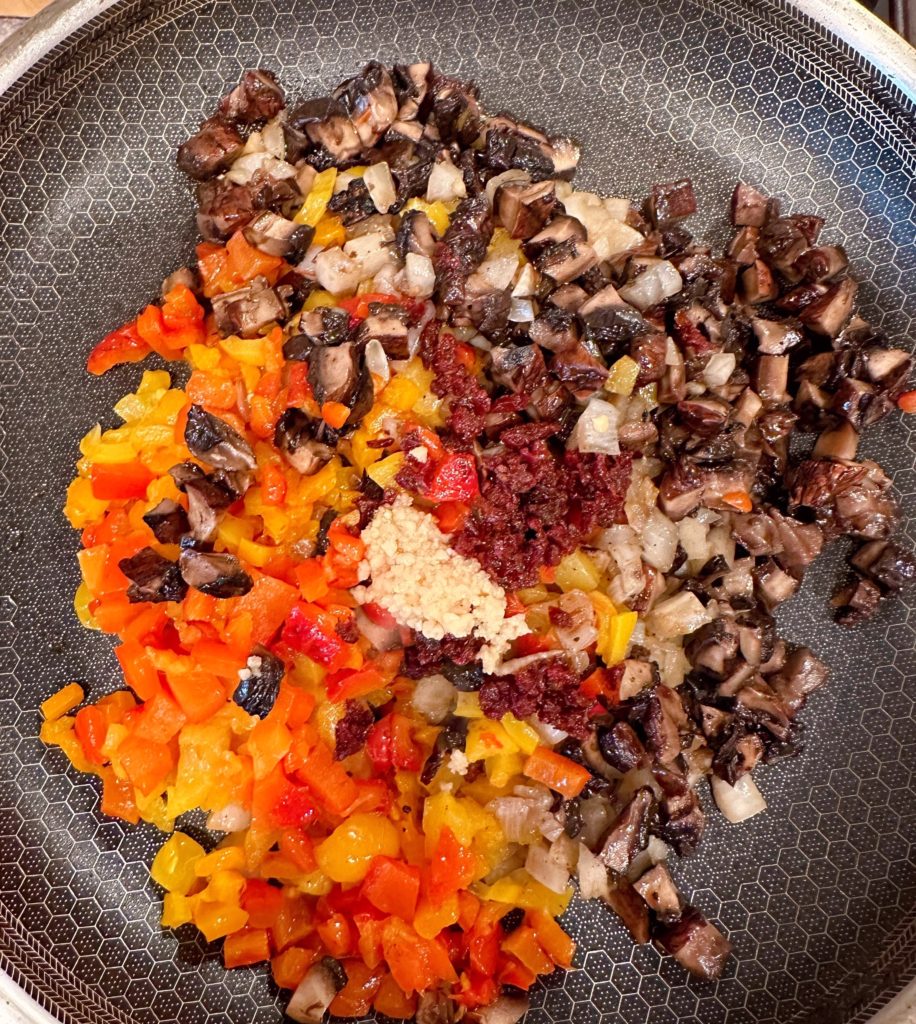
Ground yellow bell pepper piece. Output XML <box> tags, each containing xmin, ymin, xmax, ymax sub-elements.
<box><xmin>295</xmin><ymin>167</ymin><xmax>337</xmax><ymax>227</ymax></box>
<box><xmin>315</xmin><ymin>813</ymin><xmax>400</xmax><ymax>884</ymax></box>
<box><xmin>501</xmin><ymin>714</ymin><xmax>540</xmax><ymax>756</ymax></box>
<box><xmin>312</xmin><ymin>213</ymin><xmax>346</xmax><ymax>249</ymax></box>
<box><xmin>366</xmin><ymin>452</ymin><xmax>405</xmax><ymax>489</ymax></box>
<box><xmin>303</xmin><ymin>289</ymin><xmax>337</xmax><ymax>311</ymax></box>
<box><xmin>219</xmin><ymin>335</ymin><xmax>269</xmax><ymax>366</ymax></box>
<box><xmin>604</xmin><ymin>355</ymin><xmax>640</xmax><ymax>396</ymax></box>
<box><xmin>161</xmin><ymin>893</ymin><xmax>194</xmax><ymax>929</ymax></box>
<box><xmin>194</xmin><ymin>846</ymin><xmax>246</xmax><ymax>877</ymax></box>
<box><xmin>200</xmin><ymin>869</ymin><xmax>246</xmax><ymax>904</ymax></box>
<box><xmin>415</xmin><ymin>894</ymin><xmax>459</xmax><ymax>939</ymax></box>
<box><xmin>237</xmin><ymin>537</ymin><xmax>276</xmax><ymax>568</ymax></box>
<box><xmin>295</xmin><ymin>871</ymin><xmax>333</xmax><ymax>896</ymax></box>
<box><xmin>63</xmin><ymin>477</ymin><xmax>109</xmax><ymax>529</ymax></box>
<box><xmin>454</xmin><ymin>692</ymin><xmax>484</xmax><ymax>719</ymax></box>
<box><xmin>598</xmin><ymin>610</ymin><xmax>638</xmax><ymax>666</ymax></box>
<box><xmin>194</xmin><ymin>901</ymin><xmax>249</xmax><ymax>942</ymax></box>
<box><xmin>40</xmin><ymin>683</ymin><xmax>84</xmax><ymax>721</ymax></box>
<box><xmin>73</xmin><ymin>582</ymin><xmax>99</xmax><ymax>631</ymax></box>
<box><xmin>486</xmin><ymin>752</ymin><xmax>525</xmax><ymax>789</ymax></box>
<box><xmin>151</xmin><ymin>832</ymin><xmax>206</xmax><ymax>894</ymax></box>
<box><xmin>466</xmin><ymin>719</ymin><xmax>517</xmax><ymax>763</ymax></box>
<box><xmin>516</xmin><ymin>585</ymin><xmax>549</xmax><ymax>606</ymax></box>
<box><xmin>217</xmin><ymin>515</ymin><xmax>256</xmax><ymax>550</ymax></box>
<box><xmin>480</xmin><ymin>869</ymin><xmax>574</xmax><ymax>917</ymax></box>
<box><xmin>401</xmin><ymin>198</ymin><xmax>451</xmax><ymax>235</ymax></box>
<box><xmin>555</xmin><ymin>549</ymin><xmax>602</xmax><ymax>592</ymax></box>
<box><xmin>381</xmin><ymin>376</ymin><xmax>421</xmax><ymax>412</ymax></box>
<box><xmin>186</xmin><ymin>342</ymin><xmax>221</xmax><ymax>370</ymax></box>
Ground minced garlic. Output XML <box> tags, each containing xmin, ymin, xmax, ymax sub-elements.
<box><xmin>355</xmin><ymin>495</ymin><xmax>529</xmax><ymax>672</ymax></box>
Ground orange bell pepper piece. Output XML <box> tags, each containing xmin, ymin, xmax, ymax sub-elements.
<box><xmin>115</xmin><ymin>642</ymin><xmax>162</xmax><ymax>701</ymax></box>
<box><xmin>223</xmin><ymin>927</ymin><xmax>271</xmax><ymax>969</ymax></box>
<box><xmin>329</xmin><ymin>961</ymin><xmax>384</xmax><ymax>1018</ymax></box>
<box><xmin>99</xmin><ymin>768</ymin><xmax>140</xmax><ymax>824</ymax></box>
<box><xmin>526</xmin><ymin>909</ymin><xmax>576</xmax><ymax>969</ymax></box>
<box><xmin>522</xmin><ymin>746</ymin><xmax>592</xmax><ymax>800</ymax></box>
<box><xmin>117</xmin><ymin>734</ymin><xmax>173</xmax><ymax>794</ymax></box>
<box><xmin>132</xmin><ymin>693</ymin><xmax>187</xmax><ymax>744</ymax></box>
<box><xmin>316</xmin><ymin>912</ymin><xmax>353</xmax><ymax>958</ymax></box>
<box><xmin>271</xmin><ymin>946</ymin><xmax>318</xmax><ymax>990</ymax></box>
<box><xmin>361</xmin><ymin>857</ymin><xmax>421</xmax><ymax>919</ymax></box>
<box><xmin>373</xmin><ymin>973</ymin><xmax>417</xmax><ymax>1019</ymax></box>
<box><xmin>74</xmin><ymin>706</ymin><xmax>108</xmax><ymax>765</ymax></box>
<box><xmin>166</xmin><ymin>670</ymin><xmax>226</xmax><ymax>723</ymax></box>
<box><xmin>86</xmin><ymin>321</ymin><xmax>151</xmax><ymax>376</ymax></box>
<box><xmin>88</xmin><ymin>462</ymin><xmax>153</xmax><ymax>501</ymax></box>
<box><xmin>231</xmin><ymin>574</ymin><xmax>299</xmax><ymax>647</ymax></box>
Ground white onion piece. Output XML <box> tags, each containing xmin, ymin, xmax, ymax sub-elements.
<box><xmin>397</xmin><ymin>252</ymin><xmax>435</xmax><ymax>298</ymax></box>
<box><xmin>703</xmin><ymin>351</ymin><xmax>737</xmax><ymax>387</ymax></box>
<box><xmin>552</xmin><ymin>590</ymin><xmax>598</xmax><ymax>653</ymax></box>
<box><xmin>490</xmin><ymin>651</ymin><xmax>559</xmax><ymax>677</ymax></box>
<box><xmin>512</xmin><ymin>783</ymin><xmax>555</xmax><ymax>809</ymax></box>
<box><xmin>364</xmin><ymin>338</ymin><xmax>390</xmax><ymax>383</ymax></box>
<box><xmin>286</xmin><ymin>964</ymin><xmax>336</xmax><ymax>1024</ymax></box>
<box><xmin>487</xmin><ymin>797</ymin><xmax>540</xmax><ymax>843</ymax></box>
<box><xmin>314</xmin><ymin>247</ymin><xmax>362</xmax><ymax>294</ymax></box>
<box><xmin>511</xmin><ymin>262</ymin><xmax>539</xmax><ymax>297</ymax></box>
<box><xmin>240</xmin><ymin>128</ymin><xmax>265</xmax><ymax>155</ymax></box>
<box><xmin>261</xmin><ymin>118</ymin><xmax>286</xmax><ymax>159</ymax></box>
<box><xmin>678</xmin><ymin>516</ymin><xmax>710</xmax><ymax>565</ymax></box>
<box><xmin>578</xmin><ymin>796</ymin><xmax>613</xmax><ymax>849</ymax></box>
<box><xmin>478</xmin><ymin>254</ymin><xmax>518</xmax><ymax>291</ymax></box>
<box><xmin>641</xmin><ymin>507</ymin><xmax>679</xmax><ymax>572</ymax></box>
<box><xmin>468</xmin><ymin>332</ymin><xmax>493</xmax><ymax>351</ymax></box>
<box><xmin>525</xmin><ymin>841</ymin><xmax>571</xmax><ymax>894</ymax></box>
<box><xmin>225</xmin><ymin>153</ymin><xmax>296</xmax><ymax>185</ymax></box>
<box><xmin>485</xmin><ymin>168</ymin><xmax>529</xmax><ymax>206</ymax></box>
<box><xmin>529</xmin><ymin>719</ymin><xmax>569</xmax><ymax>746</ymax></box>
<box><xmin>426</xmin><ymin>158</ymin><xmax>466</xmax><ymax>202</ymax></box>
<box><xmin>568</xmin><ymin>398</ymin><xmax>620</xmax><ymax>455</ymax></box>
<box><xmin>295</xmin><ymin>242</ymin><xmax>323</xmax><ymax>278</ymax></box>
<box><xmin>646</xmin><ymin>591</ymin><xmax>712</xmax><ymax>640</ymax></box>
<box><xmin>342</xmin><ymin>231</ymin><xmax>393</xmax><ymax>279</ymax></box>
<box><xmin>411</xmin><ymin>674</ymin><xmax>456</xmax><ymax>724</ymax></box>
<box><xmin>508</xmin><ymin>297</ymin><xmax>535</xmax><ymax>323</ymax></box>
<box><xmin>711</xmin><ymin>774</ymin><xmax>767</xmax><ymax>824</ymax></box>
<box><xmin>707</xmin><ymin>523</ymin><xmax>736</xmax><ymax>566</ymax></box>
<box><xmin>646</xmin><ymin>639</ymin><xmax>690</xmax><ymax>687</ymax></box>
<box><xmin>576</xmin><ymin>843</ymin><xmax>610</xmax><ymax>900</ymax></box>
<box><xmin>363</xmin><ymin>161</ymin><xmax>396</xmax><ymax>213</ymax></box>
<box><xmin>206</xmin><ymin>803</ymin><xmax>251</xmax><ymax>833</ymax></box>
<box><xmin>354</xmin><ymin>607</ymin><xmax>402</xmax><ymax>651</ymax></box>
<box><xmin>593</xmin><ymin>219</ymin><xmax>645</xmax><ymax>261</ymax></box>
<box><xmin>596</xmin><ymin>525</ymin><xmax>644</xmax><ymax>603</ymax></box>
<box><xmin>618</xmin><ymin>260</ymin><xmax>683</xmax><ymax>311</ymax></box>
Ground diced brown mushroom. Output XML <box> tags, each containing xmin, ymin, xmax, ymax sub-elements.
<box><xmin>862</xmin><ymin>346</ymin><xmax>912</xmax><ymax>392</ymax></box>
<box><xmin>179</xmin><ymin>549</ymin><xmax>253</xmax><ymax>598</ymax></box>
<box><xmin>658</xmin><ymin>462</ymin><xmax>705</xmax><ymax>520</ymax></box>
<box><xmin>830</xmin><ymin>377</ymin><xmax>875</xmax><ymax>429</ymax></box>
<box><xmin>753</xmin><ymin>558</ymin><xmax>799</xmax><ymax>610</ymax></box>
<box><xmin>727</xmin><ymin>225</ymin><xmax>759</xmax><ymax>264</ymax></box>
<box><xmin>391</xmin><ymin>61</ymin><xmax>432</xmax><ymax>121</ymax></box>
<box><xmin>307</xmin><ymin>341</ymin><xmax>362</xmax><ymax>406</ymax></box>
<box><xmin>645</xmin><ymin>178</ymin><xmax>697</xmax><ymax>227</ymax></box>
<box><xmin>739</xmin><ymin>259</ymin><xmax>778</xmax><ymax>303</ymax></box>
<box><xmin>730</xmin><ymin>182</ymin><xmax>768</xmax><ymax>227</ymax></box>
<box><xmin>630</xmin><ymin>333</ymin><xmax>668</xmax><ymax>386</ymax></box>
<box><xmin>550</xmin><ymin>343</ymin><xmax>609</xmax><ymax>398</ymax></box>
<box><xmin>653</xmin><ymin>906</ymin><xmax>732</xmax><ymax>980</ymax></box>
<box><xmin>176</xmin><ymin>117</ymin><xmax>244</xmax><ymax>181</ymax></box>
<box><xmin>483</xmin><ymin>114</ymin><xmax>580</xmax><ymax>181</ymax></box>
<box><xmin>832</xmin><ymin>577</ymin><xmax>883</xmax><ymax>627</ymax></box>
<box><xmin>768</xmin><ymin>647</ymin><xmax>829</xmax><ymax>714</ymax></box>
<box><xmin>578</xmin><ymin>283</ymin><xmax>648</xmax><ymax>348</ymax></box>
<box><xmin>184</xmin><ymin>405</ymin><xmax>256</xmax><ymax>473</ymax></box>
<box><xmin>273</xmin><ymin>409</ymin><xmax>336</xmax><ymax>476</ymax></box>
<box><xmin>395</xmin><ymin>209</ymin><xmax>439</xmax><ymax>258</ymax></box>
<box><xmin>119</xmin><ymin>547</ymin><xmax>188</xmax><ymax>604</ymax></box>
<box><xmin>184</xmin><ymin>476</ymin><xmax>235</xmax><ymax>542</ymax></box>
<box><xmin>800</xmin><ymin>277</ymin><xmax>858</xmax><ymax>337</ymax></box>
<box><xmin>495</xmin><ymin>179</ymin><xmax>557</xmax><ymax>239</ymax></box>
<box><xmin>812</xmin><ymin>421</ymin><xmax>859</xmax><ymax>460</ymax></box>
<box><xmin>465</xmin><ymin>994</ymin><xmax>529</xmax><ymax>1024</ymax></box>
<box><xmin>676</xmin><ymin>398</ymin><xmax>730</xmax><ymax>437</ymax></box>
<box><xmin>755</xmin><ymin>355</ymin><xmax>789</xmax><ymax>405</ymax></box>
<box><xmin>549</xmin><ymin>283</ymin><xmax>589</xmax><ymax>312</ymax></box>
<box><xmin>142</xmin><ymin>499</ymin><xmax>190</xmax><ymax>544</ymax></box>
<box><xmin>286</xmin><ymin>96</ymin><xmax>362</xmax><ymax>163</ymax></box>
<box><xmin>528</xmin><ymin>306</ymin><xmax>581</xmax><ymax>353</ymax></box>
<box><xmin>751</xmin><ymin>317</ymin><xmax>804</xmax><ymax>355</ymax></box>
<box><xmin>601</xmin><ymin>788</ymin><xmax>656</xmax><ymax>874</ymax></box>
<box><xmin>355</xmin><ymin>302</ymin><xmax>412</xmax><ymax>358</ymax></box>
<box><xmin>633</xmin><ymin>863</ymin><xmax>682</xmax><ymax>923</ymax></box>
<box><xmin>775</xmin><ymin>281</ymin><xmax>829</xmax><ymax>314</ymax></box>
<box><xmin>212</xmin><ymin>276</ymin><xmax>288</xmax><ymax>339</ymax></box>
<box><xmin>533</xmin><ymin>237</ymin><xmax>598</xmax><ymax>284</ymax></box>
<box><xmin>243</xmin><ymin>211</ymin><xmax>312</xmax><ymax>260</ymax></box>
<box><xmin>603</xmin><ymin>876</ymin><xmax>651</xmax><ymax>944</ymax></box>
<box><xmin>218</xmin><ymin>69</ymin><xmax>285</xmax><ymax>124</ymax></box>
<box><xmin>794</xmin><ymin>244</ymin><xmax>849</xmax><ymax>282</ymax></box>
<box><xmin>332</xmin><ymin>61</ymin><xmax>398</xmax><ymax>148</ymax></box>
<box><xmin>489</xmin><ymin>344</ymin><xmax>548</xmax><ymax>394</ymax></box>
<box><xmin>850</xmin><ymin>540</ymin><xmax>916</xmax><ymax>592</ymax></box>
<box><xmin>597</xmin><ymin>721</ymin><xmax>649</xmax><ymax>774</ymax></box>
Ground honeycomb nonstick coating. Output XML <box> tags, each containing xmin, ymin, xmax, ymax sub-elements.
<box><xmin>0</xmin><ymin>1</ymin><xmax>914</xmax><ymax>1022</ymax></box>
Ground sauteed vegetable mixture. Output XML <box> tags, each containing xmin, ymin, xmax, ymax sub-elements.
<box><xmin>42</xmin><ymin>62</ymin><xmax>916</xmax><ymax>1022</ymax></box>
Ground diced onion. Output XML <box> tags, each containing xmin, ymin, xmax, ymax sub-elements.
<box><xmin>354</xmin><ymin>607</ymin><xmax>401</xmax><ymax>651</ymax></box>
<box><xmin>342</xmin><ymin>231</ymin><xmax>393</xmax><ymax>279</ymax></box>
<box><xmin>487</xmin><ymin>797</ymin><xmax>540</xmax><ymax>843</ymax></box>
<box><xmin>641</xmin><ymin>508</ymin><xmax>679</xmax><ymax>572</ymax></box>
<box><xmin>568</xmin><ymin>398</ymin><xmax>620</xmax><ymax>456</ymax></box>
<box><xmin>364</xmin><ymin>338</ymin><xmax>390</xmax><ymax>383</ymax></box>
<box><xmin>678</xmin><ymin>516</ymin><xmax>710</xmax><ymax>565</ymax></box>
<box><xmin>508</xmin><ymin>297</ymin><xmax>535</xmax><ymax>323</ymax></box>
<box><xmin>576</xmin><ymin>843</ymin><xmax>610</xmax><ymax>899</ymax></box>
<box><xmin>511</xmin><ymin>262</ymin><xmax>539</xmax><ymax>297</ymax></box>
<box><xmin>552</xmin><ymin>590</ymin><xmax>598</xmax><ymax>653</ymax></box>
<box><xmin>398</xmin><ymin>252</ymin><xmax>435</xmax><ymax>298</ymax></box>
<box><xmin>703</xmin><ymin>351</ymin><xmax>737</xmax><ymax>387</ymax></box>
<box><xmin>314</xmin><ymin>247</ymin><xmax>362</xmax><ymax>294</ymax></box>
<box><xmin>711</xmin><ymin>774</ymin><xmax>768</xmax><ymax>824</ymax></box>
<box><xmin>286</xmin><ymin>964</ymin><xmax>336</xmax><ymax>1024</ymax></box>
<box><xmin>618</xmin><ymin>260</ymin><xmax>683</xmax><ymax>311</ymax></box>
<box><xmin>426</xmin><ymin>158</ymin><xmax>466</xmax><ymax>202</ymax></box>
<box><xmin>261</xmin><ymin>117</ymin><xmax>286</xmax><ymax>159</ymax></box>
<box><xmin>646</xmin><ymin>591</ymin><xmax>712</xmax><ymax>640</ymax></box>
<box><xmin>525</xmin><ymin>841</ymin><xmax>572</xmax><ymax>894</ymax></box>
<box><xmin>411</xmin><ymin>674</ymin><xmax>456</xmax><ymax>724</ymax></box>
<box><xmin>363</xmin><ymin>161</ymin><xmax>396</xmax><ymax>213</ymax></box>
<box><xmin>206</xmin><ymin>803</ymin><xmax>251</xmax><ymax>833</ymax></box>
<box><xmin>225</xmin><ymin>152</ymin><xmax>296</xmax><ymax>185</ymax></box>
<box><xmin>477</xmin><ymin>254</ymin><xmax>518</xmax><ymax>291</ymax></box>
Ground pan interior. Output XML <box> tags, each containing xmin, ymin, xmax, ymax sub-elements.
<box><xmin>0</xmin><ymin>1</ymin><xmax>914</xmax><ymax>1022</ymax></box>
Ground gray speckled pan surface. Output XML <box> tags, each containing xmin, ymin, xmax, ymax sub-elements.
<box><xmin>0</xmin><ymin>1</ymin><xmax>915</xmax><ymax>1022</ymax></box>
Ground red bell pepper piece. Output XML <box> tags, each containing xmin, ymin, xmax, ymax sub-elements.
<box><xmin>88</xmin><ymin>462</ymin><xmax>154</xmax><ymax>501</ymax></box>
<box><xmin>86</xmin><ymin>321</ymin><xmax>151</xmax><ymax>376</ymax></box>
<box><xmin>241</xmin><ymin>879</ymin><xmax>285</xmax><ymax>928</ymax></box>
<box><xmin>365</xmin><ymin>713</ymin><xmax>421</xmax><ymax>772</ymax></box>
<box><xmin>427</xmin><ymin>826</ymin><xmax>478</xmax><ymax>902</ymax></box>
<box><xmin>325</xmin><ymin>665</ymin><xmax>384</xmax><ymax>703</ymax></box>
<box><xmin>281</xmin><ymin>602</ymin><xmax>348</xmax><ymax>671</ymax></box>
<box><xmin>74</xmin><ymin>705</ymin><xmax>108</xmax><ymax>765</ymax></box>
<box><xmin>424</xmin><ymin>452</ymin><xmax>479</xmax><ymax>503</ymax></box>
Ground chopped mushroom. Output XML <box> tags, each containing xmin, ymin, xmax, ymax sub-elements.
<box><xmin>307</xmin><ymin>341</ymin><xmax>364</xmax><ymax>406</ymax></box>
<box><xmin>495</xmin><ymin>179</ymin><xmax>558</xmax><ymax>239</ymax></box>
<box><xmin>218</xmin><ymin>69</ymin><xmax>285</xmax><ymax>124</ymax></box>
<box><xmin>212</xmin><ymin>276</ymin><xmax>288</xmax><ymax>338</ymax></box>
<box><xmin>119</xmin><ymin>548</ymin><xmax>188</xmax><ymax>604</ymax></box>
<box><xmin>243</xmin><ymin>211</ymin><xmax>312</xmax><ymax>260</ymax></box>
<box><xmin>653</xmin><ymin>906</ymin><xmax>732</xmax><ymax>980</ymax></box>
<box><xmin>179</xmin><ymin>549</ymin><xmax>253</xmax><ymax>598</ymax></box>
<box><xmin>176</xmin><ymin>117</ymin><xmax>244</xmax><ymax>181</ymax></box>
<box><xmin>600</xmin><ymin>788</ymin><xmax>656</xmax><ymax>874</ymax></box>
<box><xmin>274</xmin><ymin>408</ymin><xmax>336</xmax><ymax>475</ymax></box>
<box><xmin>185</xmin><ymin>405</ymin><xmax>257</xmax><ymax>472</ymax></box>
<box><xmin>142</xmin><ymin>499</ymin><xmax>190</xmax><ymax>544</ymax></box>
<box><xmin>633</xmin><ymin>863</ymin><xmax>682</xmax><ymax>923</ymax></box>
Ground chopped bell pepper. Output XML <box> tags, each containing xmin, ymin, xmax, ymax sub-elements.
<box><xmin>86</xmin><ymin>321</ymin><xmax>151</xmax><ymax>376</ymax></box>
<box><xmin>522</xmin><ymin>746</ymin><xmax>592</xmax><ymax>800</ymax></box>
